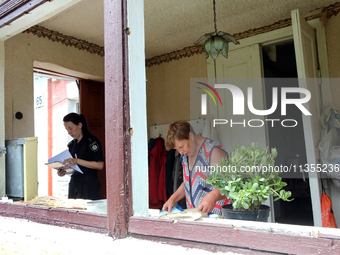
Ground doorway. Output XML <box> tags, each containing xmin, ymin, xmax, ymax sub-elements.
<box><xmin>34</xmin><ymin>72</ymin><xmax>79</xmax><ymax>199</ymax></box>
<box><xmin>263</xmin><ymin>42</ymin><xmax>314</xmax><ymax>226</ymax></box>
<box><xmin>34</xmin><ymin>71</ymin><xmax>106</xmax><ymax>200</ymax></box>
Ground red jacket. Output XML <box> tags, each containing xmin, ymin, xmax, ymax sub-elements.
<box><xmin>149</xmin><ymin>137</ymin><xmax>167</xmax><ymax>209</ymax></box>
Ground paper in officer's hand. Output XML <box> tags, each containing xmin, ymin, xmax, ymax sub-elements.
<box><xmin>46</xmin><ymin>162</ymin><xmax>73</xmax><ymax>174</ymax></box>
<box><xmin>47</xmin><ymin>150</ymin><xmax>83</xmax><ymax>174</ymax></box>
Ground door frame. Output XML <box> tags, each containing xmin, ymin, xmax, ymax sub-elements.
<box><xmin>292</xmin><ymin>9</ymin><xmax>323</xmax><ymax>227</ymax></box>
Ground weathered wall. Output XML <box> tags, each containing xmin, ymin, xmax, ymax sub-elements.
<box><xmin>325</xmin><ymin>13</ymin><xmax>340</xmax><ymax>228</ymax></box>
<box><xmin>326</xmin><ymin>14</ymin><xmax>340</xmax><ymax>107</ymax></box>
<box><xmin>4</xmin><ymin>32</ymin><xmax>104</xmax><ymax>140</ymax></box>
<box><xmin>146</xmin><ymin>53</ymin><xmax>207</xmax><ymax>131</ymax></box>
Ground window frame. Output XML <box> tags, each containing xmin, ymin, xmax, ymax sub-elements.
<box><xmin>128</xmin><ymin>216</ymin><xmax>340</xmax><ymax>254</ymax></box>
<box><xmin>125</xmin><ymin>1</ymin><xmax>339</xmax><ymax>253</ymax></box>
<box><xmin>1</xmin><ymin>1</ymin><xmax>339</xmax><ymax>254</ymax></box>
<box><xmin>0</xmin><ymin>202</ymin><xmax>107</xmax><ymax>233</ymax></box>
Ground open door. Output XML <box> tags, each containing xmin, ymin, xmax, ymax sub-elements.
<box><xmin>207</xmin><ymin>44</ymin><xmax>275</xmax><ymax>222</ymax></box>
<box><xmin>207</xmin><ymin>44</ymin><xmax>267</xmax><ymax>152</ymax></box>
<box><xmin>79</xmin><ymin>80</ymin><xmax>106</xmax><ymax>199</ymax></box>
<box><xmin>292</xmin><ymin>9</ymin><xmax>322</xmax><ymax>227</ymax></box>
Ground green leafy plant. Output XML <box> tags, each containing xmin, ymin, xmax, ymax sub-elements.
<box><xmin>206</xmin><ymin>142</ymin><xmax>293</xmax><ymax>211</ymax></box>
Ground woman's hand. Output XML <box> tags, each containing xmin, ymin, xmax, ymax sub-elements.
<box><xmin>198</xmin><ymin>188</ymin><xmax>225</xmax><ymax>213</ymax></box>
<box><xmin>162</xmin><ymin>197</ymin><xmax>175</xmax><ymax>213</ymax></box>
<box><xmin>57</xmin><ymin>169</ymin><xmax>67</xmax><ymax>177</ymax></box>
<box><xmin>161</xmin><ymin>183</ymin><xmax>186</xmax><ymax>213</ymax></box>
<box><xmin>63</xmin><ymin>158</ymin><xmax>77</xmax><ymax>168</ymax></box>
<box><xmin>198</xmin><ymin>192</ymin><xmax>217</xmax><ymax>213</ymax></box>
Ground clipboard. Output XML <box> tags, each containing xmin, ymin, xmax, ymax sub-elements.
<box><xmin>45</xmin><ymin>162</ymin><xmax>75</xmax><ymax>174</ymax></box>
<box><xmin>47</xmin><ymin>149</ymin><xmax>83</xmax><ymax>174</ymax></box>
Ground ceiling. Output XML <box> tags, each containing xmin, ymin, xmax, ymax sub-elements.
<box><xmin>37</xmin><ymin>0</ymin><xmax>338</xmax><ymax>59</ymax></box>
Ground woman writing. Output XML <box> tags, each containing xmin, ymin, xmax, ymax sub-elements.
<box><xmin>162</xmin><ymin>120</ymin><xmax>229</xmax><ymax>215</ymax></box>
<box><xmin>58</xmin><ymin>113</ymin><xmax>104</xmax><ymax>200</ymax></box>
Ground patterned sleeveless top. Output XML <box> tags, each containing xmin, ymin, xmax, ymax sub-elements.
<box><xmin>182</xmin><ymin>138</ymin><xmax>229</xmax><ymax>215</ymax></box>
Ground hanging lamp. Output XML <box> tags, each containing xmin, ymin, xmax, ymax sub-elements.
<box><xmin>194</xmin><ymin>0</ymin><xmax>240</xmax><ymax>60</ymax></box>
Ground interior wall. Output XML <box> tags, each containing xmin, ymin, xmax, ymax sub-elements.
<box><xmin>146</xmin><ymin>53</ymin><xmax>207</xmax><ymax>132</ymax></box>
<box><xmin>4</xmin><ymin>32</ymin><xmax>104</xmax><ymax>140</ymax></box>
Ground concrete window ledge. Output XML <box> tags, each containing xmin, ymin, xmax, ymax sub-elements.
<box><xmin>196</xmin><ymin>217</ymin><xmax>340</xmax><ymax>238</ymax></box>
<box><xmin>2</xmin><ymin>202</ymin><xmax>340</xmax><ymax>254</ymax></box>
<box><xmin>129</xmin><ymin>216</ymin><xmax>340</xmax><ymax>254</ymax></box>
<box><xmin>0</xmin><ymin>202</ymin><xmax>107</xmax><ymax>233</ymax></box>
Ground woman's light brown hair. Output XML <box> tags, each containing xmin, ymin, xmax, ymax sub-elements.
<box><xmin>165</xmin><ymin>120</ymin><xmax>195</xmax><ymax>151</ymax></box>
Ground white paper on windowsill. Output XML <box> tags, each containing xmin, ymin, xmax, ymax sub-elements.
<box><xmin>47</xmin><ymin>149</ymin><xmax>83</xmax><ymax>174</ymax></box>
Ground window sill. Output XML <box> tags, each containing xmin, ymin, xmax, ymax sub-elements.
<box><xmin>128</xmin><ymin>216</ymin><xmax>340</xmax><ymax>254</ymax></box>
<box><xmin>0</xmin><ymin>202</ymin><xmax>107</xmax><ymax>234</ymax></box>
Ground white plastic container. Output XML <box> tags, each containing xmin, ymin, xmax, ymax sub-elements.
<box><xmin>209</xmin><ymin>214</ymin><xmax>219</xmax><ymax>219</ymax></box>
<box><xmin>87</xmin><ymin>199</ymin><xmax>107</xmax><ymax>214</ymax></box>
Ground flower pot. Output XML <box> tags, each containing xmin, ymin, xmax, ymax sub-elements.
<box><xmin>221</xmin><ymin>204</ymin><xmax>270</xmax><ymax>222</ymax></box>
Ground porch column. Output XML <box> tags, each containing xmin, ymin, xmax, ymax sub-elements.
<box><xmin>0</xmin><ymin>41</ymin><xmax>5</xmax><ymax>197</ymax></box>
<box><xmin>104</xmin><ymin>0</ymin><xmax>131</xmax><ymax>238</ymax></box>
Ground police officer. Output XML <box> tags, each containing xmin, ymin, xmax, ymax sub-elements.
<box><xmin>58</xmin><ymin>113</ymin><xmax>104</xmax><ymax>200</ymax></box>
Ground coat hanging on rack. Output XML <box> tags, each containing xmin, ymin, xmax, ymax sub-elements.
<box><xmin>148</xmin><ymin>137</ymin><xmax>168</xmax><ymax>209</ymax></box>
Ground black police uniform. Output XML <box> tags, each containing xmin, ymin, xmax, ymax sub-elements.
<box><xmin>67</xmin><ymin>134</ymin><xmax>104</xmax><ymax>200</ymax></box>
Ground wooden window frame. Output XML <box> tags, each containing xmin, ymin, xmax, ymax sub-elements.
<box><xmin>1</xmin><ymin>1</ymin><xmax>340</xmax><ymax>254</ymax></box>
<box><xmin>0</xmin><ymin>0</ymin><xmax>48</xmax><ymax>29</ymax></box>
<box><xmin>128</xmin><ymin>216</ymin><xmax>340</xmax><ymax>254</ymax></box>
<box><xmin>0</xmin><ymin>202</ymin><xmax>107</xmax><ymax>233</ymax></box>
<box><xmin>123</xmin><ymin>2</ymin><xmax>339</xmax><ymax>253</ymax></box>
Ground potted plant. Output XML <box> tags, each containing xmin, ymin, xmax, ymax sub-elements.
<box><xmin>206</xmin><ymin>142</ymin><xmax>293</xmax><ymax>222</ymax></box>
